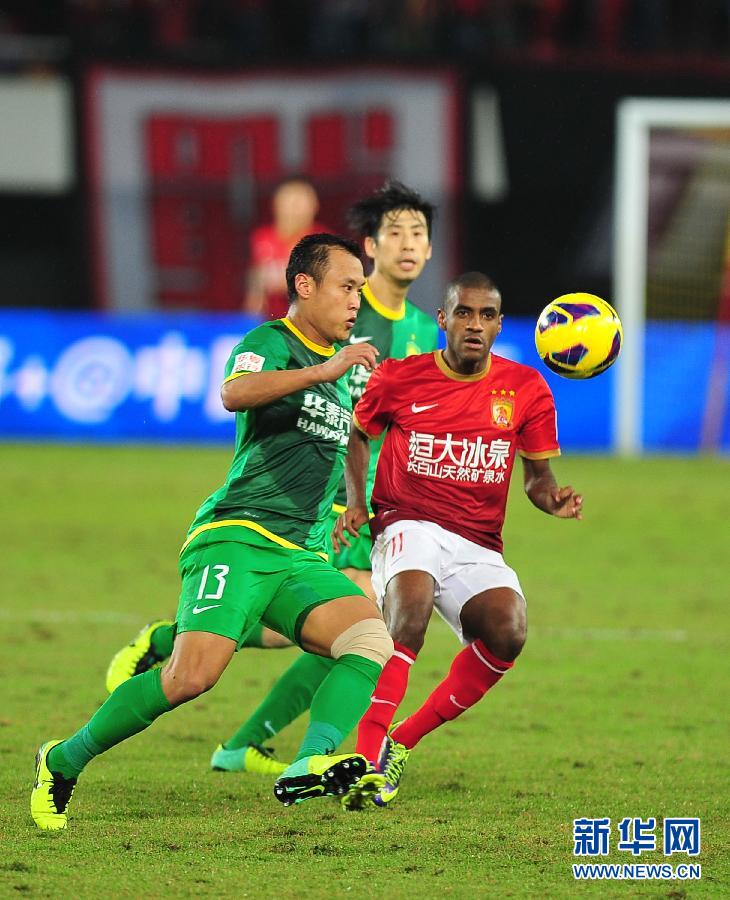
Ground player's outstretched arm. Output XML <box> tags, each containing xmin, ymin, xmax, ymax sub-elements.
<box><xmin>221</xmin><ymin>344</ymin><xmax>378</xmax><ymax>411</ymax></box>
<box><xmin>331</xmin><ymin>427</ymin><xmax>371</xmax><ymax>553</ymax></box>
<box><xmin>522</xmin><ymin>457</ymin><xmax>583</xmax><ymax>520</ymax></box>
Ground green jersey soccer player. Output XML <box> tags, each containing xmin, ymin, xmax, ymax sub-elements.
<box><xmin>209</xmin><ymin>182</ymin><xmax>440</xmax><ymax>773</ymax></box>
<box><xmin>104</xmin><ymin>181</ymin><xmax>439</xmax><ymax>776</ymax></box>
<box><xmin>330</xmin><ymin>199</ymin><xmax>440</xmax><ymax>583</ymax></box>
<box><xmin>30</xmin><ymin>234</ymin><xmax>394</xmax><ymax>830</ymax></box>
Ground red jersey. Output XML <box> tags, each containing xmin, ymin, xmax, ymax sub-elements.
<box><xmin>353</xmin><ymin>350</ymin><xmax>560</xmax><ymax>553</ymax></box>
<box><xmin>249</xmin><ymin>222</ymin><xmax>326</xmax><ymax>319</ymax></box>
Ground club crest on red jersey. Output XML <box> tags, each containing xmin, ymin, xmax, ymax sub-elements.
<box><xmin>491</xmin><ymin>396</ymin><xmax>514</xmax><ymax>429</ymax></box>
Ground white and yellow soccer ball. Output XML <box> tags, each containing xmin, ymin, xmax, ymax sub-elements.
<box><xmin>534</xmin><ymin>293</ymin><xmax>623</xmax><ymax>379</ymax></box>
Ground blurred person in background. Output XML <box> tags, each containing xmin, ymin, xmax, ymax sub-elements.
<box><xmin>243</xmin><ymin>175</ymin><xmax>324</xmax><ymax>319</ymax></box>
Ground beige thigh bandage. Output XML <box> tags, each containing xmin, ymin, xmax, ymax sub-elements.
<box><xmin>330</xmin><ymin>618</ymin><xmax>393</xmax><ymax>668</ymax></box>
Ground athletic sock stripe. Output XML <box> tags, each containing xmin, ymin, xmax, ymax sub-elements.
<box><xmin>392</xmin><ymin>650</ymin><xmax>416</xmax><ymax>665</ymax></box>
<box><xmin>449</xmin><ymin>694</ymin><xmax>469</xmax><ymax>710</ymax></box>
<box><xmin>471</xmin><ymin>641</ymin><xmax>509</xmax><ymax>674</ymax></box>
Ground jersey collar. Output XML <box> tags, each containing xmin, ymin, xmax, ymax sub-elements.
<box><xmin>362</xmin><ymin>282</ymin><xmax>406</xmax><ymax>321</ymax></box>
<box><xmin>281</xmin><ymin>317</ymin><xmax>335</xmax><ymax>356</ymax></box>
<box><xmin>434</xmin><ymin>349</ymin><xmax>492</xmax><ymax>381</ymax></box>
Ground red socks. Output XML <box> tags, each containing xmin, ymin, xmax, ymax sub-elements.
<box><xmin>356</xmin><ymin>639</ymin><xmax>514</xmax><ymax>760</ymax></box>
<box><xmin>391</xmin><ymin>640</ymin><xmax>513</xmax><ymax>749</ymax></box>
<box><xmin>355</xmin><ymin>642</ymin><xmax>417</xmax><ymax>764</ymax></box>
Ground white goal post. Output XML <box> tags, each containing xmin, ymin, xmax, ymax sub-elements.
<box><xmin>613</xmin><ymin>97</ymin><xmax>730</xmax><ymax>454</ymax></box>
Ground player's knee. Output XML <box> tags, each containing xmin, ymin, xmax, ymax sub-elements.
<box><xmin>500</xmin><ymin>622</ymin><xmax>527</xmax><ymax>661</ymax></box>
<box><xmin>330</xmin><ymin>617</ymin><xmax>394</xmax><ymax>668</ymax></box>
<box><xmin>390</xmin><ymin>621</ymin><xmax>427</xmax><ymax>654</ymax></box>
<box><xmin>510</xmin><ymin>600</ymin><xmax>528</xmax><ymax>657</ymax></box>
<box><xmin>386</xmin><ymin>604</ymin><xmax>430</xmax><ymax>653</ymax></box>
<box><xmin>384</xmin><ymin>576</ymin><xmax>435</xmax><ymax>654</ymax></box>
<box><xmin>477</xmin><ymin>596</ymin><xmax>527</xmax><ymax>662</ymax></box>
<box><xmin>487</xmin><ymin>614</ymin><xmax>527</xmax><ymax>662</ymax></box>
<box><xmin>162</xmin><ymin>667</ymin><xmax>220</xmax><ymax>704</ymax></box>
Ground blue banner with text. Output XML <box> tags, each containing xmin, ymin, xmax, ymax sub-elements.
<box><xmin>1</xmin><ymin>312</ymin><xmax>726</xmax><ymax>451</ymax></box>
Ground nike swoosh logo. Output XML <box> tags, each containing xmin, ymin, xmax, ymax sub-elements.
<box><xmin>192</xmin><ymin>603</ymin><xmax>222</xmax><ymax>614</ymax></box>
<box><xmin>349</xmin><ymin>335</ymin><xmax>373</xmax><ymax>344</ymax></box>
<box><xmin>411</xmin><ymin>402</ymin><xmax>438</xmax><ymax>413</ymax></box>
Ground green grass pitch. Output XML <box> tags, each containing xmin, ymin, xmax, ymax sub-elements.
<box><xmin>1</xmin><ymin>444</ymin><xmax>728</xmax><ymax>897</ymax></box>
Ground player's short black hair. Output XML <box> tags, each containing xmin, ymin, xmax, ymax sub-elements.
<box><xmin>286</xmin><ymin>233</ymin><xmax>362</xmax><ymax>302</ymax></box>
<box><xmin>443</xmin><ymin>272</ymin><xmax>501</xmax><ymax>311</ymax></box>
<box><xmin>347</xmin><ymin>179</ymin><xmax>435</xmax><ymax>240</ymax></box>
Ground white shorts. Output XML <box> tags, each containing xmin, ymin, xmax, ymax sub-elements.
<box><xmin>370</xmin><ymin>519</ymin><xmax>524</xmax><ymax>645</ymax></box>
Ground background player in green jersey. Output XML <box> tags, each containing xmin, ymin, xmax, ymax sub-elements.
<box><xmin>332</xmin><ymin>180</ymin><xmax>440</xmax><ymax>594</ymax></box>
<box><xmin>31</xmin><ymin>233</ymin><xmax>394</xmax><ymax>830</ymax></box>
<box><xmin>104</xmin><ymin>180</ymin><xmax>440</xmax><ymax>775</ymax></box>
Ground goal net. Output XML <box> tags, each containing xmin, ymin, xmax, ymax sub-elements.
<box><xmin>613</xmin><ymin>99</ymin><xmax>730</xmax><ymax>453</ymax></box>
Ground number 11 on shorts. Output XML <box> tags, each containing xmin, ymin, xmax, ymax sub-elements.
<box><xmin>390</xmin><ymin>532</ymin><xmax>404</xmax><ymax>558</ymax></box>
<box><xmin>196</xmin><ymin>564</ymin><xmax>230</xmax><ymax>601</ymax></box>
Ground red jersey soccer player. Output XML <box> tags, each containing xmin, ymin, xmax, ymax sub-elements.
<box><xmin>333</xmin><ymin>271</ymin><xmax>583</xmax><ymax>809</ymax></box>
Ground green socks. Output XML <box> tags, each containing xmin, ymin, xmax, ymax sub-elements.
<box><xmin>225</xmin><ymin>651</ymin><xmax>382</xmax><ymax>760</ymax></box>
<box><xmin>294</xmin><ymin>721</ymin><xmax>345</xmax><ymax>761</ymax></box>
<box><xmin>48</xmin><ymin>668</ymin><xmax>172</xmax><ymax>779</ymax></box>
<box><xmin>224</xmin><ymin>653</ymin><xmax>334</xmax><ymax>750</ymax></box>
<box><xmin>46</xmin><ymin>642</ymin><xmax>382</xmax><ymax>776</ymax></box>
<box><xmin>47</xmin><ymin>725</ymin><xmax>103</xmax><ymax>780</ymax></box>
<box><xmin>294</xmin><ymin>654</ymin><xmax>382</xmax><ymax>761</ymax></box>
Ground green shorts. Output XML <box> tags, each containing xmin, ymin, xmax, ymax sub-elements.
<box><xmin>328</xmin><ymin>509</ymin><xmax>373</xmax><ymax>571</ymax></box>
<box><xmin>177</xmin><ymin>529</ymin><xmax>365</xmax><ymax>649</ymax></box>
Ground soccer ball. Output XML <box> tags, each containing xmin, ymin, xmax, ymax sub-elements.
<box><xmin>534</xmin><ymin>293</ymin><xmax>623</xmax><ymax>379</ymax></box>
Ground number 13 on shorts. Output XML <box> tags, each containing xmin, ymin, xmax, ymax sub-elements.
<box><xmin>197</xmin><ymin>564</ymin><xmax>230</xmax><ymax>601</ymax></box>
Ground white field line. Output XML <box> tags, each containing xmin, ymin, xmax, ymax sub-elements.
<box><xmin>0</xmin><ymin>608</ymin><xmax>143</xmax><ymax>625</ymax></box>
<box><xmin>0</xmin><ymin>608</ymin><xmax>689</xmax><ymax>642</ymax></box>
<box><xmin>533</xmin><ymin>627</ymin><xmax>688</xmax><ymax>642</ymax></box>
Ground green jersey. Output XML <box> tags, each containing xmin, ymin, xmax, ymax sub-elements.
<box><xmin>184</xmin><ymin>318</ymin><xmax>351</xmax><ymax>558</ymax></box>
<box><xmin>333</xmin><ymin>282</ymin><xmax>440</xmax><ymax>510</ymax></box>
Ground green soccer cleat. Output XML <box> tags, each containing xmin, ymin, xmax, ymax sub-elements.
<box><xmin>340</xmin><ymin>768</ymin><xmax>386</xmax><ymax>812</ymax></box>
<box><xmin>273</xmin><ymin>753</ymin><xmax>367</xmax><ymax>806</ymax></box>
<box><xmin>31</xmin><ymin>740</ymin><xmax>77</xmax><ymax>831</ymax></box>
<box><xmin>211</xmin><ymin>743</ymin><xmax>288</xmax><ymax>776</ymax></box>
<box><xmin>105</xmin><ymin>619</ymin><xmax>173</xmax><ymax>693</ymax></box>
<box><xmin>373</xmin><ymin>725</ymin><xmax>411</xmax><ymax>807</ymax></box>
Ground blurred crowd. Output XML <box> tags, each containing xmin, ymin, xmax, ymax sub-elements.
<box><xmin>1</xmin><ymin>0</ymin><xmax>729</xmax><ymax>63</ymax></box>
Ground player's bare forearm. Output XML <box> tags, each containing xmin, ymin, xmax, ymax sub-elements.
<box><xmin>522</xmin><ymin>457</ymin><xmax>583</xmax><ymax>519</ymax></box>
<box><xmin>345</xmin><ymin>426</ymin><xmax>370</xmax><ymax>509</ymax></box>
<box><xmin>221</xmin><ymin>344</ymin><xmax>379</xmax><ymax>412</ymax></box>
<box><xmin>221</xmin><ymin>367</ymin><xmax>324</xmax><ymax>411</ymax></box>
<box><xmin>525</xmin><ymin>471</ymin><xmax>558</xmax><ymax>512</ymax></box>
